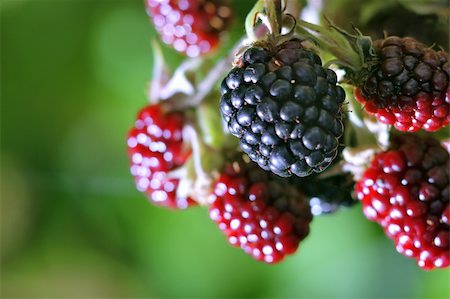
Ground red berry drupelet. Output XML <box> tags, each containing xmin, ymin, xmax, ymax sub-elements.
<box><xmin>355</xmin><ymin>135</ymin><xmax>449</xmax><ymax>269</ymax></box>
<box><xmin>220</xmin><ymin>39</ymin><xmax>345</xmax><ymax>177</ymax></box>
<box><xmin>355</xmin><ymin>37</ymin><xmax>449</xmax><ymax>132</ymax></box>
<box><xmin>146</xmin><ymin>0</ymin><xmax>232</xmax><ymax>57</ymax></box>
<box><xmin>209</xmin><ymin>156</ymin><xmax>313</xmax><ymax>263</ymax></box>
<box><xmin>127</xmin><ymin>104</ymin><xmax>195</xmax><ymax>209</ymax></box>
<box><xmin>297</xmin><ymin>22</ymin><xmax>450</xmax><ymax>132</ymax></box>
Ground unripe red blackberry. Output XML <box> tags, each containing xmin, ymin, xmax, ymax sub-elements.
<box><xmin>355</xmin><ymin>37</ymin><xmax>449</xmax><ymax>132</ymax></box>
<box><xmin>146</xmin><ymin>0</ymin><xmax>232</xmax><ymax>57</ymax></box>
<box><xmin>127</xmin><ymin>104</ymin><xmax>195</xmax><ymax>209</ymax></box>
<box><xmin>220</xmin><ymin>39</ymin><xmax>345</xmax><ymax>177</ymax></box>
<box><xmin>355</xmin><ymin>135</ymin><xmax>449</xmax><ymax>270</ymax></box>
<box><xmin>209</xmin><ymin>155</ymin><xmax>312</xmax><ymax>263</ymax></box>
<box><xmin>297</xmin><ymin>22</ymin><xmax>449</xmax><ymax>132</ymax></box>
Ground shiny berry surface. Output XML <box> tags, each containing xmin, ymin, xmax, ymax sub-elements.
<box><xmin>355</xmin><ymin>135</ymin><xmax>449</xmax><ymax>269</ymax></box>
<box><xmin>209</xmin><ymin>157</ymin><xmax>312</xmax><ymax>263</ymax></box>
<box><xmin>127</xmin><ymin>104</ymin><xmax>194</xmax><ymax>209</ymax></box>
<box><xmin>220</xmin><ymin>40</ymin><xmax>345</xmax><ymax>177</ymax></box>
<box><xmin>356</xmin><ymin>36</ymin><xmax>450</xmax><ymax>132</ymax></box>
<box><xmin>356</xmin><ymin>88</ymin><xmax>450</xmax><ymax>132</ymax></box>
<box><xmin>146</xmin><ymin>0</ymin><xmax>232</xmax><ymax>57</ymax></box>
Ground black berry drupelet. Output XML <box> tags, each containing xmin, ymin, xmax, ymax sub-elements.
<box><xmin>220</xmin><ymin>40</ymin><xmax>346</xmax><ymax>177</ymax></box>
<box><xmin>292</xmin><ymin>172</ymin><xmax>356</xmax><ymax>215</ymax></box>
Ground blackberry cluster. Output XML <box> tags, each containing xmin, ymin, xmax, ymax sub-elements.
<box><xmin>357</xmin><ymin>36</ymin><xmax>449</xmax><ymax>132</ymax></box>
<box><xmin>209</xmin><ymin>156</ymin><xmax>312</xmax><ymax>263</ymax></box>
<box><xmin>355</xmin><ymin>135</ymin><xmax>449</xmax><ymax>269</ymax></box>
<box><xmin>220</xmin><ymin>40</ymin><xmax>346</xmax><ymax>177</ymax></box>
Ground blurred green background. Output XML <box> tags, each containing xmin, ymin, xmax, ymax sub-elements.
<box><xmin>1</xmin><ymin>0</ymin><xmax>449</xmax><ymax>298</ymax></box>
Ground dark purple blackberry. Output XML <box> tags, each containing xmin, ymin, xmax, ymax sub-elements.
<box><xmin>291</xmin><ymin>172</ymin><xmax>356</xmax><ymax>215</ymax></box>
<box><xmin>220</xmin><ymin>40</ymin><xmax>345</xmax><ymax>177</ymax></box>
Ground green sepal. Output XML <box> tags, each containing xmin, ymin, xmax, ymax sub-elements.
<box><xmin>245</xmin><ymin>0</ymin><xmax>265</xmax><ymax>42</ymax></box>
<box><xmin>295</xmin><ymin>17</ymin><xmax>380</xmax><ymax>85</ymax></box>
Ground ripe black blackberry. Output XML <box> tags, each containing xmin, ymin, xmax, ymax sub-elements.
<box><xmin>220</xmin><ymin>39</ymin><xmax>346</xmax><ymax>177</ymax></box>
<box><xmin>292</xmin><ymin>172</ymin><xmax>356</xmax><ymax>215</ymax></box>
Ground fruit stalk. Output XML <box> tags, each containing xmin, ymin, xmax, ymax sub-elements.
<box><xmin>245</xmin><ymin>0</ymin><xmax>265</xmax><ymax>42</ymax></box>
<box><xmin>264</xmin><ymin>0</ymin><xmax>283</xmax><ymax>36</ymax></box>
<box><xmin>171</xmin><ymin>36</ymin><xmax>247</xmax><ymax>110</ymax></box>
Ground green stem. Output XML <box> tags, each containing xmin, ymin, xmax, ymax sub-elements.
<box><xmin>245</xmin><ymin>0</ymin><xmax>264</xmax><ymax>42</ymax></box>
<box><xmin>170</xmin><ymin>36</ymin><xmax>246</xmax><ymax>110</ymax></box>
<box><xmin>244</xmin><ymin>0</ymin><xmax>285</xmax><ymax>43</ymax></box>
<box><xmin>265</xmin><ymin>0</ymin><xmax>282</xmax><ymax>36</ymax></box>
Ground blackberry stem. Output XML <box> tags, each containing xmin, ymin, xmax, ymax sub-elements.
<box><xmin>159</xmin><ymin>58</ymin><xmax>201</xmax><ymax>100</ymax></box>
<box><xmin>265</xmin><ymin>0</ymin><xmax>283</xmax><ymax>37</ymax></box>
<box><xmin>245</xmin><ymin>0</ymin><xmax>264</xmax><ymax>42</ymax></box>
<box><xmin>245</xmin><ymin>0</ymin><xmax>290</xmax><ymax>46</ymax></box>
<box><xmin>171</xmin><ymin>37</ymin><xmax>246</xmax><ymax>110</ymax></box>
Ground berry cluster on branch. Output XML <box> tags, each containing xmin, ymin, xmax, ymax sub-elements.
<box><xmin>126</xmin><ymin>0</ymin><xmax>449</xmax><ymax>269</ymax></box>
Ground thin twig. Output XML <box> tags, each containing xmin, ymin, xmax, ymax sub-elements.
<box><xmin>172</xmin><ymin>36</ymin><xmax>247</xmax><ymax>109</ymax></box>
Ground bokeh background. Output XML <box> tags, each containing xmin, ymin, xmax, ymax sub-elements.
<box><xmin>1</xmin><ymin>0</ymin><xmax>449</xmax><ymax>298</ymax></box>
